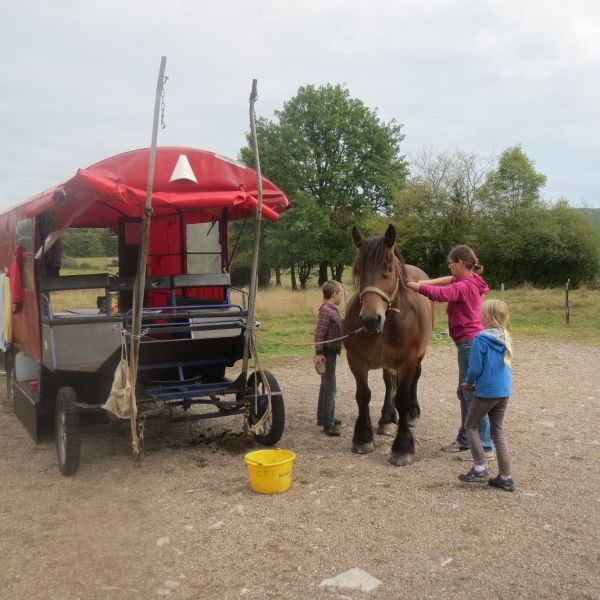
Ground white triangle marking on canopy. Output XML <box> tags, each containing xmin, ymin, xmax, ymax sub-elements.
<box><xmin>170</xmin><ymin>154</ymin><xmax>198</xmax><ymax>183</ymax></box>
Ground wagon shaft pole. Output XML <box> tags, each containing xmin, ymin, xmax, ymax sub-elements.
<box><xmin>128</xmin><ymin>55</ymin><xmax>167</xmax><ymax>459</ymax></box>
<box><xmin>242</xmin><ymin>78</ymin><xmax>263</xmax><ymax>376</ymax></box>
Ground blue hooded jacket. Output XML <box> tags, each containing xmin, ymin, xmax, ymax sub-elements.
<box><xmin>465</xmin><ymin>328</ymin><xmax>511</xmax><ymax>398</ymax></box>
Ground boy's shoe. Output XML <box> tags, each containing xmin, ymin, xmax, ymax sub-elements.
<box><xmin>324</xmin><ymin>424</ymin><xmax>341</xmax><ymax>437</ymax></box>
<box><xmin>441</xmin><ymin>440</ymin><xmax>469</xmax><ymax>452</ymax></box>
<box><xmin>488</xmin><ymin>474</ymin><xmax>516</xmax><ymax>492</ymax></box>
<box><xmin>458</xmin><ymin>449</ymin><xmax>496</xmax><ymax>461</ymax></box>
<box><xmin>458</xmin><ymin>467</ymin><xmax>490</xmax><ymax>482</ymax></box>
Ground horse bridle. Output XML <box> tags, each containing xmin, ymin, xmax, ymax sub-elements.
<box><xmin>358</xmin><ymin>267</ymin><xmax>405</xmax><ymax>315</ymax></box>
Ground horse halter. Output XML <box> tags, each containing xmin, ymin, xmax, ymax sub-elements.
<box><xmin>358</xmin><ymin>269</ymin><xmax>402</xmax><ymax>315</ymax></box>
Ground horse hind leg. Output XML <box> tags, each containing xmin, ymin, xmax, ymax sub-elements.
<box><xmin>352</xmin><ymin>377</ymin><xmax>375</xmax><ymax>454</ymax></box>
<box><xmin>377</xmin><ymin>368</ymin><xmax>398</xmax><ymax>437</ymax></box>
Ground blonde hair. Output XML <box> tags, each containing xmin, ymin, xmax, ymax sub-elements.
<box><xmin>482</xmin><ymin>299</ymin><xmax>513</xmax><ymax>365</ymax></box>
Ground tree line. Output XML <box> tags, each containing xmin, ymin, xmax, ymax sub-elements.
<box><xmin>232</xmin><ymin>83</ymin><xmax>600</xmax><ymax>289</ymax></box>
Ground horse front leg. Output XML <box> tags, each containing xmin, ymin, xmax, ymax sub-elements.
<box><xmin>389</xmin><ymin>366</ymin><xmax>416</xmax><ymax>466</ymax></box>
<box><xmin>352</xmin><ymin>372</ymin><xmax>375</xmax><ymax>454</ymax></box>
<box><xmin>408</xmin><ymin>361</ymin><xmax>422</xmax><ymax>428</ymax></box>
<box><xmin>377</xmin><ymin>368</ymin><xmax>398</xmax><ymax>437</ymax></box>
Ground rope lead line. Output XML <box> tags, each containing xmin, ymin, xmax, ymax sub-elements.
<box><xmin>254</xmin><ymin>327</ymin><xmax>364</xmax><ymax>348</ymax></box>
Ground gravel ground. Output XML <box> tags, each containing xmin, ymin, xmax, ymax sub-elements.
<box><xmin>1</xmin><ymin>339</ymin><xmax>599</xmax><ymax>600</ymax></box>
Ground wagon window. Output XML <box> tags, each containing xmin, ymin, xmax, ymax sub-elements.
<box><xmin>16</xmin><ymin>218</ymin><xmax>34</xmax><ymax>289</ymax></box>
<box><xmin>186</xmin><ymin>222</ymin><xmax>221</xmax><ymax>274</ymax></box>
<box><xmin>16</xmin><ymin>219</ymin><xmax>33</xmax><ymax>252</ymax></box>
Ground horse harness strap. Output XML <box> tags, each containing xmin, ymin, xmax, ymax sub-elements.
<box><xmin>359</xmin><ymin>271</ymin><xmax>401</xmax><ymax>314</ymax></box>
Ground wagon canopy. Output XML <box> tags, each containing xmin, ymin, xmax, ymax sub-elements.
<box><xmin>22</xmin><ymin>147</ymin><xmax>290</xmax><ymax>229</ymax></box>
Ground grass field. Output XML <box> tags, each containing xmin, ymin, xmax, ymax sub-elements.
<box><xmin>60</xmin><ymin>258</ymin><xmax>600</xmax><ymax>355</ymax></box>
<box><xmin>247</xmin><ymin>283</ymin><xmax>600</xmax><ymax>356</ymax></box>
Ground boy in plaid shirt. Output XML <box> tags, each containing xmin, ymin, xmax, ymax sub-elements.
<box><xmin>314</xmin><ymin>280</ymin><xmax>344</xmax><ymax>436</ymax></box>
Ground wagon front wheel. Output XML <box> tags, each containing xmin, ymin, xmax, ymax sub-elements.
<box><xmin>55</xmin><ymin>387</ymin><xmax>81</xmax><ymax>476</ymax></box>
<box><xmin>3</xmin><ymin>347</ymin><xmax>15</xmax><ymax>412</ymax></box>
<box><xmin>246</xmin><ymin>370</ymin><xmax>284</xmax><ymax>446</ymax></box>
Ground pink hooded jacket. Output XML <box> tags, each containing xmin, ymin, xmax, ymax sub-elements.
<box><xmin>417</xmin><ymin>273</ymin><xmax>489</xmax><ymax>343</ymax></box>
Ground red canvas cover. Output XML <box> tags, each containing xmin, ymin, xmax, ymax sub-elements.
<box><xmin>22</xmin><ymin>147</ymin><xmax>290</xmax><ymax>229</ymax></box>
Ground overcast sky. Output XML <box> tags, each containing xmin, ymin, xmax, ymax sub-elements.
<box><xmin>2</xmin><ymin>0</ymin><xmax>599</xmax><ymax>212</ymax></box>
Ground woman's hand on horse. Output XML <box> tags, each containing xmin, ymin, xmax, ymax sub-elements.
<box><xmin>407</xmin><ymin>281</ymin><xmax>421</xmax><ymax>291</ymax></box>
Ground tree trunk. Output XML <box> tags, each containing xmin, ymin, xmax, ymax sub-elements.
<box><xmin>274</xmin><ymin>266</ymin><xmax>282</xmax><ymax>287</ymax></box>
<box><xmin>290</xmin><ymin>265</ymin><xmax>298</xmax><ymax>291</ymax></box>
<box><xmin>299</xmin><ymin>263</ymin><xmax>312</xmax><ymax>289</ymax></box>
<box><xmin>258</xmin><ymin>264</ymin><xmax>271</xmax><ymax>288</ymax></box>
<box><xmin>334</xmin><ymin>263</ymin><xmax>344</xmax><ymax>282</ymax></box>
<box><xmin>318</xmin><ymin>263</ymin><xmax>328</xmax><ymax>286</ymax></box>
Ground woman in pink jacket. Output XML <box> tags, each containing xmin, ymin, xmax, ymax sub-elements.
<box><xmin>407</xmin><ymin>245</ymin><xmax>494</xmax><ymax>461</ymax></box>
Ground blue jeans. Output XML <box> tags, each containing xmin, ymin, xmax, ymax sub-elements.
<box><xmin>456</xmin><ymin>341</ymin><xmax>493</xmax><ymax>451</ymax></box>
<box><xmin>317</xmin><ymin>352</ymin><xmax>337</xmax><ymax>427</ymax></box>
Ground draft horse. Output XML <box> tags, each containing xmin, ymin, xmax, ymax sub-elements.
<box><xmin>343</xmin><ymin>224</ymin><xmax>433</xmax><ymax>466</ymax></box>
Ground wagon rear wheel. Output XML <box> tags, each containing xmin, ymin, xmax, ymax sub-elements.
<box><xmin>246</xmin><ymin>370</ymin><xmax>285</xmax><ymax>446</ymax></box>
<box><xmin>55</xmin><ymin>387</ymin><xmax>81</xmax><ymax>476</ymax></box>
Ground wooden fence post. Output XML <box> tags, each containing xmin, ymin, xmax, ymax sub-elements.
<box><xmin>501</xmin><ymin>283</ymin><xmax>505</xmax><ymax>302</ymax></box>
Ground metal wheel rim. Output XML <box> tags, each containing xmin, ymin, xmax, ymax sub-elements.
<box><xmin>57</xmin><ymin>410</ymin><xmax>67</xmax><ymax>463</ymax></box>
<box><xmin>251</xmin><ymin>380</ymin><xmax>273</xmax><ymax>435</ymax></box>
<box><xmin>257</xmin><ymin>410</ymin><xmax>272</xmax><ymax>435</ymax></box>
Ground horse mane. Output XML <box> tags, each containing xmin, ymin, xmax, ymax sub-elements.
<box><xmin>352</xmin><ymin>235</ymin><xmax>406</xmax><ymax>281</ymax></box>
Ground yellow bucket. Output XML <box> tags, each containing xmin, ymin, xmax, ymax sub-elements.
<box><xmin>244</xmin><ymin>449</ymin><xmax>296</xmax><ymax>494</ymax></box>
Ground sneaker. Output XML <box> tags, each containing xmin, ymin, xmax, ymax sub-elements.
<box><xmin>458</xmin><ymin>449</ymin><xmax>496</xmax><ymax>461</ymax></box>
<box><xmin>488</xmin><ymin>474</ymin><xmax>516</xmax><ymax>492</ymax></box>
<box><xmin>324</xmin><ymin>424</ymin><xmax>341</xmax><ymax>437</ymax></box>
<box><xmin>441</xmin><ymin>440</ymin><xmax>469</xmax><ymax>452</ymax></box>
<box><xmin>458</xmin><ymin>466</ymin><xmax>490</xmax><ymax>482</ymax></box>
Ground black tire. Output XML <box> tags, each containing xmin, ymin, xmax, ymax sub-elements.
<box><xmin>4</xmin><ymin>348</ymin><xmax>15</xmax><ymax>411</ymax></box>
<box><xmin>246</xmin><ymin>370</ymin><xmax>285</xmax><ymax>446</ymax></box>
<box><xmin>55</xmin><ymin>387</ymin><xmax>81</xmax><ymax>476</ymax></box>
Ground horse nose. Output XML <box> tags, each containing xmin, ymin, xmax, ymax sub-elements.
<box><xmin>359</xmin><ymin>312</ymin><xmax>384</xmax><ymax>334</ymax></box>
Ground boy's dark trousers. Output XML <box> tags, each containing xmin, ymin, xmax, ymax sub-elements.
<box><xmin>317</xmin><ymin>351</ymin><xmax>337</xmax><ymax>427</ymax></box>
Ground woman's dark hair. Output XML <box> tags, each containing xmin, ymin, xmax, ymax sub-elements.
<box><xmin>448</xmin><ymin>245</ymin><xmax>483</xmax><ymax>274</ymax></box>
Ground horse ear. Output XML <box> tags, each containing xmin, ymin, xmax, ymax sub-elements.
<box><xmin>384</xmin><ymin>224</ymin><xmax>396</xmax><ymax>248</ymax></box>
<box><xmin>352</xmin><ymin>227</ymin><xmax>365</xmax><ymax>248</ymax></box>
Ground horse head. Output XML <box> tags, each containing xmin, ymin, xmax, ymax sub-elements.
<box><xmin>352</xmin><ymin>224</ymin><xmax>403</xmax><ymax>334</ymax></box>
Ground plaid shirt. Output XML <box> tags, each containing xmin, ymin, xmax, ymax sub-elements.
<box><xmin>314</xmin><ymin>302</ymin><xmax>343</xmax><ymax>354</ymax></box>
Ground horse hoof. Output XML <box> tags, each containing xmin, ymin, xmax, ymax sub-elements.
<box><xmin>389</xmin><ymin>453</ymin><xmax>415</xmax><ymax>467</ymax></box>
<box><xmin>377</xmin><ymin>423</ymin><xmax>396</xmax><ymax>437</ymax></box>
<box><xmin>408</xmin><ymin>417</ymin><xmax>419</xmax><ymax>429</ymax></box>
<box><xmin>352</xmin><ymin>443</ymin><xmax>375</xmax><ymax>455</ymax></box>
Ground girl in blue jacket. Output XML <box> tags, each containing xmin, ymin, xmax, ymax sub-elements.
<box><xmin>457</xmin><ymin>299</ymin><xmax>515</xmax><ymax>491</ymax></box>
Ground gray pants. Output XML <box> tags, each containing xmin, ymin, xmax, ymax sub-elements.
<box><xmin>465</xmin><ymin>397</ymin><xmax>512</xmax><ymax>476</ymax></box>
<box><xmin>317</xmin><ymin>352</ymin><xmax>337</xmax><ymax>427</ymax></box>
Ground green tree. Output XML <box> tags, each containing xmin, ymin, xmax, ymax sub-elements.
<box><xmin>241</xmin><ymin>83</ymin><xmax>408</xmax><ymax>285</ymax></box>
<box><xmin>479</xmin><ymin>145</ymin><xmax>546</xmax><ymax>215</ymax></box>
<box><xmin>391</xmin><ymin>149</ymin><xmax>492</xmax><ymax>276</ymax></box>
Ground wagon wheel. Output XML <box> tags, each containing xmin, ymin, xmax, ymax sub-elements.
<box><xmin>246</xmin><ymin>370</ymin><xmax>285</xmax><ymax>446</ymax></box>
<box><xmin>3</xmin><ymin>347</ymin><xmax>15</xmax><ymax>412</ymax></box>
<box><xmin>55</xmin><ymin>386</ymin><xmax>81</xmax><ymax>476</ymax></box>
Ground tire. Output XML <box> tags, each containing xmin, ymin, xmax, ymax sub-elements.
<box><xmin>246</xmin><ymin>370</ymin><xmax>285</xmax><ymax>446</ymax></box>
<box><xmin>55</xmin><ymin>387</ymin><xmax>81</xmax><ymax>476</ymax></box>
<box><xmin>4</xmin><ymin>348</ymin><xmax>14</xmax><ymax>411</ymax></box>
